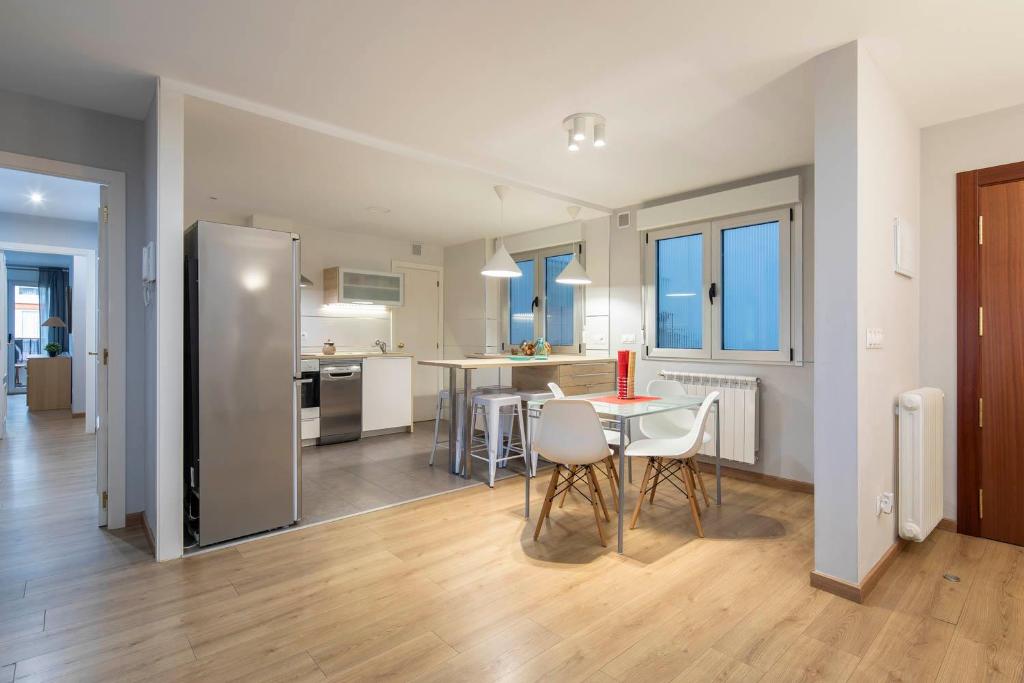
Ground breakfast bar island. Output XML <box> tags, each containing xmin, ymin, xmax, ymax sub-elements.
<box><xmin>417</xmin><ymin>354</ymin><xmax>616</xmax><ymax>476</ymax></box>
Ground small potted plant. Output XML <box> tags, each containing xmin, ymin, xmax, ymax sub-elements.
<box><xmin>44</xmin><ymin>342</ymin><xmax>61</xmax><ymax>357</ymax></box>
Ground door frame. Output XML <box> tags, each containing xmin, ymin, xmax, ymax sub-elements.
<box><xmin>0</xmin><ymin>150</ymin><xmax>127</xmax><ymax>530</ymax></box>
<box><xmin>956</xmin><ymin>159</ymin><xmax>1024</xmax><ymax>537</ymax></box>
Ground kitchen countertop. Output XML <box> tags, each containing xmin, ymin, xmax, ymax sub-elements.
<box><xmin>417</xmin><ymin>354</ymin><xmax>611</xmax><ymax>369</ymax></box>
<box><xmin>301</xmin><ymin>352</ymin><xmax>415</xmax><ymax>359</ymax></box>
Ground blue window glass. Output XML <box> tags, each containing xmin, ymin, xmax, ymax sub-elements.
<box><xmin>509</xmin><ymin>259</ymin><xmax>535</xmax><ymax>344</ymax></box>
<box><xmin>722</xmin><ymin>221</ymin><xmax>779</xmax><ymax>350</ymax></box>
<box><xmin>544</xmin><ymin>254</ymin><xmax>574</xmax><ymax>346</ymax></box>
<box><xmin>656</xmin><ymin>234</ymin><xmax>703</xmax><ymax>349</ymax></box>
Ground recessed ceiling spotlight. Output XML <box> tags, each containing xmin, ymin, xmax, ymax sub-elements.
<box><xmin>562</xmin><ymin>113</ymin><xmax>606</xmax><ymax>152</ymax></box>
<box><xmin>28</xmin><ymin>191</ymin><xmax>44</xmax><ymax>205</ymax></box>
<box><xmin>208</xmin><ymin>195</ymin><xmax>219</xmax><ymax>201</ymax></box>
<box><xmin>366</xmin><ymin>206</ymin><xmax>391</xmax><ymax>214</ymax></box>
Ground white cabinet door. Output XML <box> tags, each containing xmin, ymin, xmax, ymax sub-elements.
<box><xmin>362</xmin><ymin>357</ymin><xmax>412</xmax><ymax>432</ymax></box>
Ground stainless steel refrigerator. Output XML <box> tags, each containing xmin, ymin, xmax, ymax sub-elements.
<box><xmin>184</xmin><ymin>221</ymin><xmax>301</xmax><ymax>547</ymax></box>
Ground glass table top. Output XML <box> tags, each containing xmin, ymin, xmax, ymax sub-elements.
<box><xmin>526</xmin><ymin>391</ymin><xmax>707</xmax><ymax>418</ymax></box>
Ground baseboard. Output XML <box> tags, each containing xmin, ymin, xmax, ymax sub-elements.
<box><xmin>71</xmin><ymin>411</ymin><xmax>85</xmax><ymax>418</ymax></box>
<box><xmin>696</xmin><ymin>460</ymin><xmax>813</xmax><ymax>494</ymax></box>
<box><xmin>937</xmin><ymin>517</ymin><xmax>957</xmax><ymax>533</ymax></box>
<box><xmin>125</xmin><ymin>511</ymin><xmax>144</xmax><ymax>527</ymax></box>
<box><xmin>810</xmin><ymin>538</ymin><xmax>906</xmax><ymax>603</ymax></box>
<box><xmin>139</xmin><ymin>512</ymin><xmax>155</xmax><ymax>556</ymax></box>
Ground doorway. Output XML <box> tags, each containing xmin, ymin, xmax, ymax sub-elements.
<box><xmin>0</xmin><ymin>151</ymin><xmax>127</xmax><ymax>529</ymax></box>
<box><xmin>957</xmin><ymin>159</ymin><xmax>1024</xmax><ymax>546</ymax></box>
<box><xmin>391</xmin><ymin>261</ymin><xmax>442</xmax><ymax>421</ymax></box>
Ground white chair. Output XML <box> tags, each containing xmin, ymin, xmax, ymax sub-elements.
<box><xmin>547</xmin><ymin>382</ymin><xmax>623</xmax><ymax>509</ymax></box>
<box><xmin>624</xmin><ymin>391</ymin><xmax>720</xmax><ymax>537</ymax></box>
<box><xmin>469</xmin><ymin>393</ymin><xmax>527</xmax><ymax>487</ymax></box>
<box><xmin>532</xmin><ymin>399</ymin><xmax>614</xmax><ymax>546</ymax></box>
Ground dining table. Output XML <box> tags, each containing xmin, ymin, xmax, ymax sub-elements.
<box><xmin>525</xmin><ymin>391</ymin><xmax>721</xmax><ymax>554</ymax></box>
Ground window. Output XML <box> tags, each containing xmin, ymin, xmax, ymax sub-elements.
<box><xmin>501</xmin><ymin>243</ymin><xmax>584</xmax><ymax>353</ymax></box>
<box><xmin>645</xmin><ymin>207</ymin><xmax>794</xmax><ymax>363</ymax></box>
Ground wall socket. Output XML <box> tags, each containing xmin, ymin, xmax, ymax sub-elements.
<box><xmin>876</xmin><ymin>492</ymin><xmax>895</xmax><ymax>516</ymax></box>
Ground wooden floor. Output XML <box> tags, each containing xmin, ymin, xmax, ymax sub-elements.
<box><xmin>2</xmin><ymin>397</ymin><xmax>1023</xmax><ymax>681</ymax></box>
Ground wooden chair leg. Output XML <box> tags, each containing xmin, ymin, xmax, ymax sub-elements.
<box><xmin>649</xmin><ymin>458</ymin><xmax>662</xmax><ymax>504</ymax></box>
<box><xmin>558</xmin><ymin>465</ymin><xmax>576</xmax><ymax>508</ymax></box>
<box><xmin>630</xmin><ymin>458</ymin><xmax>654</xmax><ymax>530</ymax></box>
<box><xmin>584</xmin><ymin>465</ymin><xmax>607</xmax><ymax>547</ymax></box>
<box><xmin>690</xmin><ymin>457</ymin><xmax>710</xmax><ymax>507</ymax></box>
<box><xmin>533</xmin><ymin>465</ymin><xmax>561</xmax><ymax>541</ymax></box>
<box><xmin>683</xmin><ymin>465</ymin><xmax>705</xmax><ymax>538</ymax></box>
<box><xmin>589</xmin><ymin>465</ymin><xmax>610</xmax><ymax>521</ymax></box>
<box><xmin>604</xmin><ymin>456</ymin><xmax>619</xmax><ymax>510</ymax></box>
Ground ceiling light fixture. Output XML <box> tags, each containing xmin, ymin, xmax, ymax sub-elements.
<box><xmin>481</xmin><ymin>185</ymin><xmax>522</xmax><ymax>278</ymax></box>
<box><xmin>562</xmin><ymin>113</ymin><xmax>607</xmax><ymax>152</ymax></box>
<box><xmin>567</xmin><ymin>131</ymin><xmax>580</xmax><ymax>153</ymax></box>
<box><xmin>555</xmin><ymin>205</ymin><xmax>592</xmax><ymax>285</ymax></box>
<box><xmin>28</xmin><ymin>191</ymin><xmax>44</xmax><ymax>205</ymax></box>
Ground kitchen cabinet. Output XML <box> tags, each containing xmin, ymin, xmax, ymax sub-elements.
<box><xmin>322</xmin><ymin>267</ymin><xmax>403</xmax><ymax>306</ymax></box>
<box><xmin>362</xmin><ymin>356</ymin><xmax>413</xmax><ymax>432</ymax></box>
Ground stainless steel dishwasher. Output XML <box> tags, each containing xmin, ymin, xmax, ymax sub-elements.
<box><xmin>317</xmin><ymin>360</ymin><xmax>362</xmax><ymax>444</ymax></box>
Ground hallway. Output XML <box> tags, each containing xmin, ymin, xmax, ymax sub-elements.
<box><xmin>0</xmin><ymin>396</ymin><xmax>149</xmax><ymax>601</ymax></box>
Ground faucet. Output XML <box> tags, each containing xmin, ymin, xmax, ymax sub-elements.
<box><xmin>374</xmin><ymin>339</ymin><xmax>387</xmax><ymax>354</ymax></box>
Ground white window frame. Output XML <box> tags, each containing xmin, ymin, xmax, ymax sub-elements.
<box><xmin>501</xmin><ymin>242</ymin><xmax>585</xmax><ymax>355</ymax></box>
<box><xmin>644</xmin><ymin>205</ymin><xmax>801</xmax><ymax>365</ymax></box>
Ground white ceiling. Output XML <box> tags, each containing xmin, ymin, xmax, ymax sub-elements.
<box><xmin>0</xmin><ymin>168</ymin><xmax>100</xmax><ymax>222</ymax></box>
<box><xmin>1</xmin><ymin>1</ymin><xmax>1022</xmax><ymax>209</ymax></box>
<box><xmin>185</xmin><ymin>97</ymin><xmax>606</xmax><ymax>245</ymax></box>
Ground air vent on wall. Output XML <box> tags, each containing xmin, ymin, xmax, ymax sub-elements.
<box><xmin>617</xmin><ymin>211</ymin><xmax>632</xmax><ymax>230</ymax></box>
<box><xmin>411</xmin><ymin>243</ymin><xmax>423</xmax><ymax>256</ymax></box>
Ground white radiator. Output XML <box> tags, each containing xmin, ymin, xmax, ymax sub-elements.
<box><xmin>659</xmin><ymin>371</ymin><xmax>759</xmax><ymax>464</ymax></box>
<box><xmin>898</xmin><ymin>388</ymin><xmax>944</xmax><ymax>542</ymax></box>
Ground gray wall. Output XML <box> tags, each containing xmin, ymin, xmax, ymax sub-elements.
<box><xmin>0</xmin><ymin>87</ymin><xmax>149</xmax><ymax>514</ymax></box>
<box><xmin>609</xmin><ymin>165</ymin><xmax>815</xmax><ymax>484</ymax></box>
<box><xmin>0</xmin><ymin>211</ymin><xmax>98</xmax><ymax>251</ymax></box>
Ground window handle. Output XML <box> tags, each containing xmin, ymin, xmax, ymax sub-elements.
<box><xmin>708</xmin><ymin>282</ymin><xmax>717</xmax><ymax>305</ymax></box>
<box><xmin>532</xmin><ymin>296</ymin><xmax>539</xmax><ymax>310</ymax></box>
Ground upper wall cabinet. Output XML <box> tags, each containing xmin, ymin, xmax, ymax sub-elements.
<box><xmin>323</xmin><ymin>267</ymin><xmax>404</xmax><ymax>306</ymax></box>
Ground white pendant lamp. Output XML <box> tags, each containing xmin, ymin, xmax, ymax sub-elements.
<box><xmin>556</xmin><ymin>206</ymin><xmax>592</xmax><ymax>285</ymax></box>
<box><xmin>481</xmin><ymin>185</ymin><xmax>522</xmax><ymax>278</ymax></box>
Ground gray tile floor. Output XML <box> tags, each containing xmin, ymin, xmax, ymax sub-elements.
<box><xmin>299</xmin><ymin>420</ymin><xmax>523</xmax><ymax>526</ymax></box>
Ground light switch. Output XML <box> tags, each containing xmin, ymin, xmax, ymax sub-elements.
<box><xmin>620</xmin><ymin>333</ymin><xmax>636</xmax><ymax>344</ymax></box>
<box><xmin>865</xmin><ymin>328</ymin><xmax>884</xmax><ymax>349</ymax></box>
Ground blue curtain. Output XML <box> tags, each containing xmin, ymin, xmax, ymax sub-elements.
<box><xmin>721</xmin><ymin>221</ymin><xmax>779</xmax><ymax>350</ymax></box>
<box><xmin>509</xmin><ymin>259</ymin><xmax>535</xmax><ymax>345</ymax></box>
<box><xmin>37</xmin><ymin>267</ymin><xmax>69</xmax><ymax>353</ymax></box>
<box><xmin>656</xmin><ymin>233</ymin><xmax>703</xmax><ymax>349</ymax></box>
<box><xmin>544</xmin><ymin>254</ymin><xmax>574</xmax><ymax>346</ymax></box>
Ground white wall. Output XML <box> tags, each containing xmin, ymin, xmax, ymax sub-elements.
<box><xmin>855</xmin><ymin>46</ymin><xmax>920</xmax><ymax>580</ymax></box>
<box><xmin>0</xmin><ymin>87</ymin><xmax>147</xmax><ymax>514</ymax></box>
<box><xmin>145</xmin><ymin>81</ymin><xmax>185</xmax><ymax>561</ymax></box>
<box><xmin>611</xmin><ymin>167</ymin><xmax>815</xmax><ymax>484</ymax></box>
<box><xmin>812</xmin><ymin>42</ymin><xmax>920</xmax><ymax>584</ymax></box>
<box><xmin>920</xmin><ymin>102</ymin><xmax>1024</xmax><ymax>521</ymax></box>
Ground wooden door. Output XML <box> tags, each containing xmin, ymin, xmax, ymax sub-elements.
<box><xmin>391</xmin><ymin>264</ymin><xmax>441</xmax><ymax>422</ymax></box>
<box><xmin>958</xmin><ymin>161</ymin><xmax>1024</xmax><ymax>545</ymax></box>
